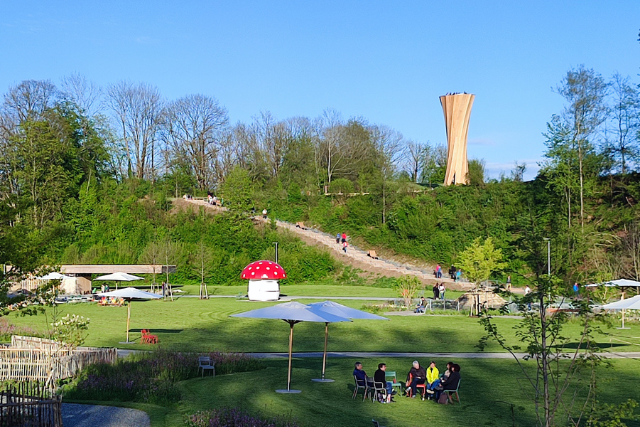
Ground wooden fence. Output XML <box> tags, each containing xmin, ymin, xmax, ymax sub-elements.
<box><xmin>0</xmin><ymin>336</ymin><xmax>117</xmax><ymax>387</ymax></box>
<box><xmin>0</xmin><ymin>381</ymin><xmax>62</xmax><ymax>427</ymax></box>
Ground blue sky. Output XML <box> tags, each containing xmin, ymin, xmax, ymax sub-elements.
<box><xmin>1</xmin><ymin>1</ymin><xmax>639</xmax><ymax>179</ymax></box>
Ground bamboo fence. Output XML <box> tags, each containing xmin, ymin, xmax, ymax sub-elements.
<box><xmin>0</xmin><ymin>336</ymin><xmax>117</xmax><ymax>387</ymax></box>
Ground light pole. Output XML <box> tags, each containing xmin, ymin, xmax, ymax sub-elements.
<box><xmin>543</xmin><ymin>238</ymin><xmax>551</xmax><ymax>277</ymax></box>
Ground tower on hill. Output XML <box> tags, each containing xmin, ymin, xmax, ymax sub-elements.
<box><xmin>439</xmin><ymin>93</ymin><xmax>475</xmax><ymax>186</ymax></box>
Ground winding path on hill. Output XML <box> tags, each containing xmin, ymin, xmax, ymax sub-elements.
<box><xmin>183</xmin><ymin>198</ymin><xmax>475</xmax><ymax>291</ymax></box>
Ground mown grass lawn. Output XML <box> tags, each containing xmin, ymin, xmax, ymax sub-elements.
<box><xmin>10</xmin><ymin>290</ymin><xmax>638</xmax><ymax>353</ymax></box>
<box><xmin>119</xmin><ymin>357</ymin><xmax>638</xmax><ymax>427</ymax></box>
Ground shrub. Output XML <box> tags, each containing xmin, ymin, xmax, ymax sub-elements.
<box><xmin>64</xmin><ymin>349</ymin><xmax>265</xmax><ymax>405</ymax></box>
<box><xmin>186</xmin><ymin>408</ymin><xmax>300</xmax><ymax>427</ymax></box>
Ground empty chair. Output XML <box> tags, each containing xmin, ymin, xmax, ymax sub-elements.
<box><xmin>198</xmin><ymin>356</ymin><xmax>216</xmax><ymax>377</ymax></box>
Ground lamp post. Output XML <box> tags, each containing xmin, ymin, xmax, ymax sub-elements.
<box><xmin>543</xmin><ymin>238</ymin><xmax>551</xmax><ymax>277</ymax></box>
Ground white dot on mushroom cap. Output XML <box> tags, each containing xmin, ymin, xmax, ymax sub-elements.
<box><xmin>266</xmin><ymin>267</ymin><xmax>270</xmax><ymax>270</ymax></box>
<box><xmin>251</xmin><ymin>272</ymin><xmax>255</xmax><ymax>275</ymax></box>
<box><xmin>274</xmin><ymin>271</ymin><xmax>278</xmax><ymax>276</ymax></box>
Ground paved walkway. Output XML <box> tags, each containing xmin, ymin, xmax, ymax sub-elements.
<box><xmin>246</xmin><ymin>351</ymin><xmax>640</xmax><ymax>360</ymax></box>
<box><xmin>62</xmin><ymin>403</ymin><xmax>150</xmax><ymax>427</ymax></box>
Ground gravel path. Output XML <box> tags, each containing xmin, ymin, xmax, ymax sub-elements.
<box><xmin>62</xmin><ymin>403</ymin><xmax>150</xmax><ymax>427</ymax></box>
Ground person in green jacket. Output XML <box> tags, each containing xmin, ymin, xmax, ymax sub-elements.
<box><xmin>425</xmin><ymin>361</ymin><xmax>441</xmax><ymax>396</ymax></box>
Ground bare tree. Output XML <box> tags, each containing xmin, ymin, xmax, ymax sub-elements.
<box><xmin>106</xmin><ymin>81</ymin><xmax>163</xmax><ymax>180</ymax></box>
<box><xmin>3</xmin><ymin>80</ymin><xmax>58</xmax><ymax>124</ymax></box>
<box><xmin>370</xmin><ymin>125</ymin><xmax>404</xmax><ymax>223</ymax></box>
<box><xmin>405</xmin><ymin>140</ymin><xmax>425</xmax><ymax>182</ymax></box>
<box><xmin>606</xmin><ymin>73</ymin><xmax>639</xmax><ymax>174</ymax></box>
<box><xmin>161</xmin><ymin>94</ymin><xmax>229</xmax><ymax>190</ymax></box>
<box><xmin>60</xmin><ymin>74</ymin><xmax>102</xmax><ymax>117</ymax></box>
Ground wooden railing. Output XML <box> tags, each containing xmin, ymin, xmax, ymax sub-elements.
<box><xmin>0</xmin><ymin>381</ymin><xmax>62</xmax><ymax>427</ymax></box>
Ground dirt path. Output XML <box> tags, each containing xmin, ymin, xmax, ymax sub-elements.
<box><xmin>184</xmin><ymin>199</ymin><xmax>473</xmax><ymax>291</ymax></box>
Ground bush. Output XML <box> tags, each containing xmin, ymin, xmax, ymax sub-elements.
<box><xmin>64</xmin><ymin>349</ymin><xmax>265</xmax><ymax>405</ymax></box>
<box><xmin>186</xmin><ymin>408</ymin><xmax>300</xmax><ymax>427</ymax></box>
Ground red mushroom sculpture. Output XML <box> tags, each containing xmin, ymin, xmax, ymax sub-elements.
<box><xmin>241</xmin><ymin>260</ymin><xmax>287</xmax><ymax>301</ymax></box>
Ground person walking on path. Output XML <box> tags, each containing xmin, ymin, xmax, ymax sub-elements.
<box><xmin>524</xmin><ymin>285</ymin><xmax>532</xmax><ymax>310</ymax></box>
<box><xmin>573</xmin><ymin>282</ymin><xmax>579</xmax><ymax>297</ymax></box>
<box><xmin>436</xmin><ymin>264</ymin><xmax>442</xmax><ymax>278</ymax></box>
<box><xmin>432</xmin><ymin>284</ymin><xmax>439</xmax><ymax>300</ymax></box>
<box><xmin>341</xmin><ymin>232</ymin><xmax>347</xmax><ymax>244</ymax></box>
<box><xmin>455</xmin><ymin>269</ymin><xmax>461</xmax><ymax>282</ymax></box>
<box><xmin>506</xmin><ymin>275</ymin><xmax>512</xmax><ymax>291</ymax></box>
<box><xmin>343</xmin><ymin>241</ymin><xmax>348</xmax><ymax>253</ymax></box>
<box><xmin>336</xmin><ymin>233</ymin><xmax>340</xmax><ymax>244</ymax></box>
<box><xmin>439</xmin><ymin>283</ymin><xmax>446</xmax><ymax>300</ymax></box>
<box><xmin>262</xmin><ymin>208</ymin><xmax>268</xmax><ymax>219</ymax></box>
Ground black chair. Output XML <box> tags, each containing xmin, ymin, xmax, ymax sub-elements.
<box><xmin>352</xmin><ymin>375</ymin><xmax>368</xmax><ymax>401</ymax></box>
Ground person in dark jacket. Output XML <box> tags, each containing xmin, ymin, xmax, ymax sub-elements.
<box><xmin>432</xmin><ymin>284</ymin><xmax>439</xmax><ymax>300</ymax></box>
<box><xmin>374</xmin><ymin>363</ymin><xmax>395</xmax><ymax>402</ymax></box>
<box><xmin>435</xmin><ymin>363</ymin><xmax>460</xmax><ymax>401</ymax></box>
<box><xmin>405</xmin><ymin>361</ymin><xmax>427</xmax><ymax>398</ymax></box>
<box><xmin>449</xmin><ymin>265</ymin><xmax>457</xmax><ymax>280</ymax></box>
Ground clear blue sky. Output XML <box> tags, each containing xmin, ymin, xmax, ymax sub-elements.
<box><xmin>1</xmin><ymin>1</ymin><xmax>638</xmax><ymax>179</ymax></box>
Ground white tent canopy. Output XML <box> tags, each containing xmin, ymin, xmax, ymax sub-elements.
<box><xmin>585</xmin><ymin>279</ymin><xmax>640</xmax><ymax>288</ymax></box>
<box><xmin>98</xmin><ymin>287</ymin><xmax>161</xmax><ymax>343</ymax></box>
<box><xmin>37</xmin><ymin>272</ymin><xmax>72</xmax><ymax>280</ymax></box>
<box><xmin>94</xmin><ymin>272</ymin><xmax>143</xmax><ymax>290</ymax></box>
<box><xmin>602</xmin><ymin>295</ymin><xmax>640</xmax><ymax>310</ymax></box>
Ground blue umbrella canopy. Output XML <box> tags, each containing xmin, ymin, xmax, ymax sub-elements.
<box><xmin>231</xmin><ymin>301</ymin><xmax>350</xmax><ymax>323</ymax></box>
<box><xmin>307</xmin><ymin>300</ymin><xmax>388</xmax><ymax>320</ymax></box>
<box><xmin>306</xmin><ymin>301</ymin><xmax>387</xmax><ymax>382</ymax></box>
<box><xmin>231</xmin><ymin>301</ymin><xmax>350</xmax><ymax>392</ymax></box>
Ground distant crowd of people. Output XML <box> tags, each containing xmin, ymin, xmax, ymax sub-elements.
<box><xmin>353</xmin><ymin>359</ymin><xmax>461</xmax><ymax>403</ymax></box>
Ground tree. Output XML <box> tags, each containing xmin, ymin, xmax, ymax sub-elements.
<box><xmin>405</xmin><ymin>140</ymin><xmax>425</xmax><ymax>183</ymax></box>
<box><xmin>556</xmin><ymin>66</ymin><xmax>608</xmax><ymax>232</ymax></box>
<box><xmin>393</xmin><ymin>275</ymin><xmax>422</xmax><ymax>308</ymax></box>
<box><xmin>161</xmin><ymin>94</ymin><xmax>229</xmax><ymax>190</ymax></box>
<box><xmin>106</xmin><ymin>81</ymin><xmax>163</xmax><ymax>180</ymax></box>
<box><xmin>220</xmin><ymin>166</ymin><xmax>253</xmax><ymax>212</ymax></box>
<box><xmin>478</xmin><ymin>275</ymin><xmax>637</xmax><ymax>427</ymax></box>
<box><xmin>457</xmin><ymin>237</ymin><xmax>506</xmax><ymax>288</ymax></box>
<box><xmin>605</xmin><ymin>73</ymin><xmax>639</xmax><ymax>174</ymax></box>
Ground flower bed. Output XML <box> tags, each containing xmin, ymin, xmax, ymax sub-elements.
<box><xmin>64</xmin><ymin>349</ymin><xmax>265</xmax><ymax>405</ymax></box>
<box><xmin>186</xmin><ymin>408</ymin><xmax>299</xmax><ymax>427</ymax></box>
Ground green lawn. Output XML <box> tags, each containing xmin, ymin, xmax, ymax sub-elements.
<box><xmin>10</xmin><ymin>294</ymin><xmax>638</xmax><ymax>353</ymax></box>
<box><xmin>106</xmin><ymin>357</ymin><xmax>639</xmax><ymax>427</ymax></box>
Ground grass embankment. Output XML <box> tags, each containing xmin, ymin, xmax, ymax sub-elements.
<box><xmin>10</xmin><ymin>292</ymin><xmax>637</xmax><ymax>353</ymax></box>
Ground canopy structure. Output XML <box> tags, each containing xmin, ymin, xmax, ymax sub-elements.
<box><xmin>97</xmin><ymin>287</ymin><xmax>161</xmax><ymax>343</ymax></box>
<box><xmin>94</xmin><ymin>272</ymin><xmax>143</xmax><ymax>290</ymax></box>
<box><xmin>231</xmin><ymin>301</ymin><xmax>350</xmax><ymax>393</ymax></box>
<box><xmin>37</xmin><ymin>272</ymin><xmax>72</xmax><ymax>281</ymax></box>
<box><xmin>602</xmin><ymin>295</ymin><xmax>640</xmax><ymax>329</ymax></box>
<box><xmin>585</xmin><ymin>279</ymin><xmax>640</xmax><ymax>329</ymax></box>
<box><xmin>306</xmin><ymin>301</ymin><xmax>387</xmax><ymax>382</ymax></box>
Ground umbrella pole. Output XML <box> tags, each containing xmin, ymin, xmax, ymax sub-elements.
<box><xmin>126</xmin><ymin>301</ymin><xmax>131</xmax><ymax>343</ymax></box>
<box><xmin>287</xmin><ymin>321</ymin><xmax>294</xmax><ymax>391</ymax></box>
<box><xmin>321</xmin><ymin>322</ymin><xmax>328</xmax><ymax>379</ymax></box>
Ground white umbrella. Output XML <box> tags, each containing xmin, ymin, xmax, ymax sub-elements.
<box><xmin>585</xmin><ymin>279</ymin><xmax>640</xmax><ymax>329</ymax></box>
<box><xmin>231</xmin><ymin>301</ymin><xmax>350</xmax><ymax>393</ymax></box>
<box><xmin>306</xmin><ymin>301</ymin><xmax>387</xmax><ymax>382</ymax></box>
<box><xmin>602</xmin><ymin>295</ymin><xmax>640</xmax><ymax>329</ymax></box>
<box><xmin>94</xmin><ymin>272</ymin><xmax>143</xmax><ymax>290</ymax></box>
<box><xmin>37</xmin><ymin>272</ymin><xmax>72</xmax><ymax>280</ymax></box>
<box><xmin>98</xmin><ymin>287</ymin><xmax>161</xmax><ymax>343</ymax></box>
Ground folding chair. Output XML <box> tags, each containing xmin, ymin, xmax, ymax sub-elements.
<box><xmin>444</xmin><ymin>379</ymin><xmax>461</xmax><ymax>404</ymax></box>
<box><xmin>368</xmin><ymin>380</ymin><xmax>388</xmax><ymax>403</ymax></box>
<box><xmin>198</xmin><ymin>356</ymin><xmax>216</xmax><ymax>377</ymax></box>
<box><xmin>353</xmin><ymin>375</ymin><xmax>368</xmax><ymax>401</ymax></box>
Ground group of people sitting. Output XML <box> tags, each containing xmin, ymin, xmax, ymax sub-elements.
<box><xmin>353</xmin><ymin>360</ymin><xmax>460</xmax><ymax>403</ymax></box>
<box><xmin>206</xmin><ymin>192</ymin><xmax>219</xmax><ymax>206</ymax></box>
<box><xmin>99</xmin><ymin>296</ymin><xmax>125</xmax><ymax>306</ymax></box>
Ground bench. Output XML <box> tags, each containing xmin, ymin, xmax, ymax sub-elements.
<box><xmin>295</xmin><ymin>222</ymin><xmax>307</xmax><ymax>230</ymax></box>
<box><xmin>367</xmin><ymin>250</ymin><xmax>378</xmax><ymax>259</ymax></box>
